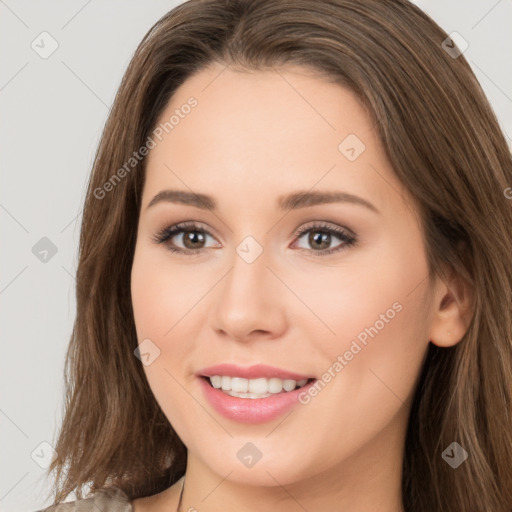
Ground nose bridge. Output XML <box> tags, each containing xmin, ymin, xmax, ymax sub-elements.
<box><xmin>223</xmin><ymin>236</ymin><xmax>272</xmax><ymax>306</ymax></box>
<box><xmin>212</xmin><ymin>234</ymin><xmax>286</xmax><ymax>339</ymax></box>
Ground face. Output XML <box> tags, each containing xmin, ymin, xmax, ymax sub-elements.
<box><xmin>130</xmin><ymin>62</ymin><xmax>438</xmax><ymax>489</ymax></box>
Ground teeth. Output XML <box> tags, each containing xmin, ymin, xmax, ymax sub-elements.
<box><xmin>208</xmin><ymin>375</ymin><xmax>309</xmax><ymax>396</ymax></box>
<box><xmin>232</xmin><ymin>377</ymin><xmax>249</xmax><ymax>392</ymax></box>
<box><xmin>210</xmin><ymin>375</ymin><xmax>222</xmax><ymax>389</ymax></box>
<box><xmin>221</xmin><ymin>376</ymin><xmax>230</xmax><ymax>391</ymax></box>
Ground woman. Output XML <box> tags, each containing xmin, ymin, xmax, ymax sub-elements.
<box><xmin>38</xmin><ymin>0</ymin><xmax>512</xmax><ymax>511</ymax></box>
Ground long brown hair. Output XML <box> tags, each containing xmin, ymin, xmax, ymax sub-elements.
<box><xmin>46</xmin><ymin>0</ymin><xmax>512</xmax><ymax>510</ymax></box>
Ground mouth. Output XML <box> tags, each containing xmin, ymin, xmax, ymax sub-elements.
<box><xmin>200</xmin><ymin>375</ymin><xmax>316</xmax><ymax>399</ymax></box>
<box><xmin>198</xmin><ymin>372</ymin><xmax>318</xmax><ymax>424</ymax></box>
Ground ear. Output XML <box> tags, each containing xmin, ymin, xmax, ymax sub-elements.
<box><xmin>428</xmin><ymin>264</ymin><xmax>475</xmax><ymax>348</ymax></box>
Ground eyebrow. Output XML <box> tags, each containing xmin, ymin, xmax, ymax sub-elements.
<box><xmin>146</xmin><ymin>189</ymin><xmax>380</xmax><ymax>214</ymax></box>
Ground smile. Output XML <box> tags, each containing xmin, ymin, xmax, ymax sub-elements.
<box><xmin>207</xmin><ymin>375</ymin><xmax>310</xmax><ymax>398</ymax></box>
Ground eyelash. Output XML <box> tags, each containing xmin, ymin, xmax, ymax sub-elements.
<box><xmin>152</xmin><ymin>221</ymin><xmax>358</xmax><ymax>257</ymax></box>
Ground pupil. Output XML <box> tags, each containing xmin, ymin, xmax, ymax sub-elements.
<box><xmin>310</xmin><ymin>231</ymin><xmax>330</xmax><ymax>250</ymax></box>
<box><xmin>184</xmin><ymin>231</ymin><xmax>204</xmax><ymax>249</ymax></box>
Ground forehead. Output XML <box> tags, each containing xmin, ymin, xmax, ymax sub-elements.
<box><xmin>151</xmin><ymin>63</ymin><xmax>373</xmax><ymax>156</ymax></box>
<box><xmin>143</xmin><ymin>63</ymin><xmax>411</xmax><ymax>217</ymax></box>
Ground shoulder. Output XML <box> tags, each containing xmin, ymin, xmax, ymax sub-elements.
<box><xmin>35</xmin><ymin>487</ymin><xmax>133</xmax><ymax>512</ymax></box>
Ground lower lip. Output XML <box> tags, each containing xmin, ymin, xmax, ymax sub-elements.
<box><xmin>198</xmin><ymin>376</ymin><xmax>317</xmax><ymax>424</ymax></box>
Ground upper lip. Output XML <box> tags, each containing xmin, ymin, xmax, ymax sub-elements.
<box><xmin>198</xmin><ymin>363</ymin><xmax>315</xmax><ymax>381</ymax></box>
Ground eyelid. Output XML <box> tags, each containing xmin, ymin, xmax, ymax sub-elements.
<box><xmin>152</xmin><ymin>220</ymin><xmax>219</xmax><ymax>248</ymax></box>
<box><xmin>292</xmin><ymin>220</ymin><xmax>356</xmax><ymax>238</ymax></box>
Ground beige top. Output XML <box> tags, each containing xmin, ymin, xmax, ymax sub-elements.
<box><xmin>36</xmin><ymin>487</ymin><xmax>133</xmax><ymax>512</ymax></box>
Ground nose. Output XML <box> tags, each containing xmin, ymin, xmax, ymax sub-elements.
<box><xmin>210</xmin><ymin>243</ymin><xmax>288</xmax><ymax>343</ymax></box>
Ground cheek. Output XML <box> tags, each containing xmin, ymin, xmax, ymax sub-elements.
<box><xmin>130</xmin><ymin>246</ymin><xmax>211</xmax><ymax>430</ymax></box>
<box><xmin>293</xmin><ymin>234</ymin><xmax>432</xmax><ymax>433</ymax></box>
<box><xmin>292</xmin><ymin>233</ymin><xmax>430</xmax><ymax>406</ymax></box>
<box><xmin>130</xmin><ymin>244</ymin><xmax>201</xmax><ymax>341</ymax></box>
<box><xmin>287</xmin><ymin>232</ymin><xmax>430</xmax><ymax>359</ymax></box>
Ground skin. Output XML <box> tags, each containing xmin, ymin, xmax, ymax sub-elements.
<box><xmin>130</xmin><ymin>62</ymin><xmax>473</xmax><ymax>512</ymax></box>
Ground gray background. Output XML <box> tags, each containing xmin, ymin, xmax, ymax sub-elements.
<box><xmin>1</xmin><ymin>1</ymin><xmax>511</xmax><ymax>511</ymax></box>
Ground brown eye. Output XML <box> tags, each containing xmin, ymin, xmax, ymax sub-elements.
<box><xmin>307</xmin><ymin>230</ymin><xmax>332</xmax><ymax>251</ymax></box>
<box><xmin>181</xmin><ymin>230</ymin><xmax>207</xmax><ymax>250</ymax></box>
<box><xmin>293</xmin><ymin>222</ymin><xmax>357</xmax><ymax>256</ymax></box>
<box><xmin>152</xmin><ymin>221</ymin><xmax>217</xmax><ymax>255</ymax></box>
